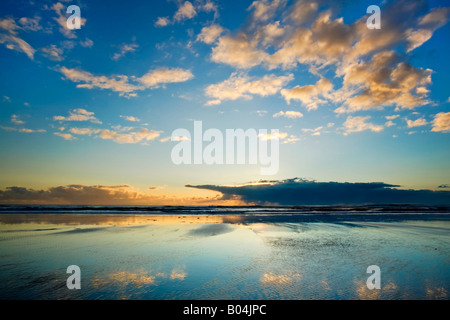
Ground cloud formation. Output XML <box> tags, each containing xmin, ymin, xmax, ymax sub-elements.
<box><xmin>204</xmin><ymin>0</ymin><xmax>449</xmax><ymax>112</ymax></box>
<box><xmin>187</xmin><ymin>178</ymin><xmax>450</xmax><ymax>205</ymax></box>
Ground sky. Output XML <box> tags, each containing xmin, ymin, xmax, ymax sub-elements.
<box><xmin>0</xmin><ymin>0</ymin><xmax>449</xmax><ymax>205</ymax></box>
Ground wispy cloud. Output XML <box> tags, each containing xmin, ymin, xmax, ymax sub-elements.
<box><xmin>120</xmin><ymin>115</ymin><xmax>141</xmax><ymax>122</ymax></box>
<box><xmin>80</xmin><ymin>38</ymin><xmax>94</xmax><ymax>48</ymax></box>
<box><xmin>343</xmin><ymin>116</ymin><xmax>384</xmax><ymax>134</ymax></box>
<box><xmin>112</xmin><ymin>42</ymin><xmax>139</xmax><ymax>61</ymax></box>
<box><xmin>302</xmin><ymin>126</ymin><xmax>323</xmax><ymax>136</ymax></box>
<box><xmin>54</xmin><ymin>132</ymin><xmax>77</xmax><ymax>140</ymax></box>
<box><xmin>155</xmin><ymin>0</ymin><xmax>217</xmax><ymax>27</ymax></box>
<box><xmin>100</xmin><ymin>128</ymin><xmax>161</xmax><ymax>144</ymax></box>
<box><xmin>69</xmin><ymin>127</ymin><xmax>101</xmax><ymax>135</ymax></box>
<box><xmin>273</xmin><ymin>110</ymin><xmax>303</xmax><ymax>119</ymax></box>
<box><xmin>11</xmin><ymin>114</ymin><xmax>25</xmax><ymax>125</ymax></box>
<box><xmin>41</xmin><ymin>44</ymin><xmax>65</xmax><ymax>61</ymax></box>
<box><xmin>59</xmin><ymin>66</ymin><xmax>193</xmax><ymax>97</ymax></box>
<box><xmin>0</xmin><ymin>17</ymin><xmax>35</xmax><ymax>59</ymax></box>
<box><xmin>54</xmin><ymin>108</ymin><xmax>102</xmax><ymax>124</ymax></box>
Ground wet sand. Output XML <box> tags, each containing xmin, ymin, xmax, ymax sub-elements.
<box><xmin>0</xmin><ymin>213</ymin><xmax>449</xmax><ymax>299</ymax></box>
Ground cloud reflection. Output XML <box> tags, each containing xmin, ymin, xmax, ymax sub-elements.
<box><xmin>92</xmin><ymin>267</ymin><xmax>187</xmax><ymax>289</ymax></box>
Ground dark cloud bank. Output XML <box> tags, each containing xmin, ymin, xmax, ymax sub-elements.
<box><xmin>187</xmin><ymin>178</ymin><xmax>450</xmax><ymax>206</ymax></box>
<box><xmin>0</xmin><ymin>179</ymin><xmax>449</xmax><ymax>206</ymax></box>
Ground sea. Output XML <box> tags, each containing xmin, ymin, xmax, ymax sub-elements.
<box><xmin>0</xmin><ymin>204</ymin><xmax>449</xmax><ymax>300</ymax></box>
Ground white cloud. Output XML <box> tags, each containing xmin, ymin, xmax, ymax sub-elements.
<box><xmin>174</xmin><ymin>1</ymin><xmax>197</xmax><ymax>22</ymax></box>
<box><xmin>258</xmin><ymin>131</ymin><xmax>288</xmax><ymax>140</ymax></box>
<box><xmin>18</xmin><ymin>16</ymin><xmax>42</xmax><ymax>31</ymax></box>
<box><xmin>385</xmin><ymin>120</ymin><xmax>395</xmax><ymax>127</ymax></box>
<box><xmin>256</xmin><ymin>110</ymin><xmax>268</xmax><ymax>116</ymax></box>
<box><xmin>11</xmin><ymin>114</ymin><xmax>25</xmax><ymax>125</ymax></box>
<box><xmin>273</xmin><ymin>110</ymin><xmax>303</xmax><ymax>119</ymax></box>
<box><xmin>336</xmin><ymin>51</ymin><xmax>433</xmax><ymax>113</ymax></box>
<box><xmin>54</xmin><ymin>132</ymin><xmax>77</xmax><ymax>140</ymax></box>
<box><xmin>59</xmin><ymin>66</ymin><xmax>193</xmax><ymax>97</ymax></box>
<box><xmin>385</xmin><ymin>115</ymin><xmax>400</xmax><ymax>120</ymax></box>
<box><xmin>343</xmin><ymin>116</ymin><xmax>384</xmax><ymax>134</ymax></box>
<box><xmin>155</xmin><ymin>17</ymin><xmax>170</xmax><ymax>27</ymax></box>
<box><xmin>200</xmin><ymin>1</ymin><xmax>447</xmax><ymax>114</ymax></box>
<box><xmin>138</xmin><ymin>67</ymin><xmax>194</xmax><ymax>89</ymax></box>
<box><xmin>211</xmin><ymin>34</ymin><xmax>268</xmax><ymax>69</ymax></box>
<box><xmin>41</xmin><ymin>44</ymin><xmax>64</xmax><ymax>61</ymax></box>
<box><xmin>53</xmin><ymin>108</ymin><xmax>102</xmax><ymax>124</ymax></box>
<box><xmin>431</xmin><ymin>112</ymin><xmax>450</xmax><ymax>133</ymax></box>
<box><xmin>0</xmin><ymin>16</ymin><xmax>42</xmax><ymax>59</ymax></box>
<box><xmin>248</xmin><ymin>0</ymin><xmax>285</xmax><ymax>22</ymax></box>
<box><xmin>0</xmin><ymin>34</ymin><xmax>35</xmax><ymax>59</ymax></box>
<box><xmin>19</xmin><ymin>128</ymin><xmax>46</xmax><ymax>133</ymax></box>
<box><xmin>80</xmin><ymin>38</ymin><xmax>94</xmax><ymax>48</ymax></box>
<box><xmin>59</xmin><ymin>67</ymin><xmax>139</xmax><ymax>96</ymax></box>
<box><xmin>112</xmin><ymin>43</ymin><xmax>139</xmax><ymax>61</ymax></box>
<box><xmin>302</xmin><ymin>126</ymin><xmax>323</xmax><ymax>135</ymax></box>
<box><xmin>0</xmin><ymin>17</ymin><xmax>20</xmax><ymax>34</ymax></box>
<box><xmin>197</xmin><ymin>24</ymin><xmax>224</xmax><ymax>44</ymax></box>
<box><xmin>281</xmin><ymin>78</ymin><xmax>333</xmax><ymax>111</ymax></box>
<box><xmin>406</xmin><ymin>117</ymin><xmax>427</xmax><ymax>128</ymax></box>
<box><xmin>100</xmin><ymin>128</ymin><xmax>161</xmax><ymax>144</ymax></box>
<box><xmin>156</xmin><ymin>0</ymin><xmax>217</xmax><ymax>27</ymax></box>
<box><xmin>120</xmin><ymin>115</ymin><xmax>141</xmax><ymax>122</ymax></box>
<box><xmin>69</xmin><ymin>128</ymin><xmax>101</xmax><ymax>135</ymax></box>
<box><xmin>282</xmin><ymin>134</ymin><xmax>300</xmax><ymax>144</ymax></box>
<box><xmin>205</xmin><ymin>72</ymin><xmax>293</xmax><ymax>105</ymax></box>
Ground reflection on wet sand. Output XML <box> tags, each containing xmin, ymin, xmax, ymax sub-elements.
<box><xmin>92</xmin><ymin>267</ymin><xmax>187</xmax><ymax>289</ymax></box>
<box><xmin>0</xmin><ymin>214</ymin><xmax>229</xmax><ymax>226</ymax></box>
<box><xmin>260</xmin><ymin>272</ymin><xmax>302</xmax><ymax>286</ymax></box>
<box><xmin>0</xmin><ymin>214</ymin><xmax>448</xmax><ymax>299</ymax></box>
<box><xmin>355</xmin><ymin>280</ymin><xmax>397</xmax><ymax>300</ymax></box>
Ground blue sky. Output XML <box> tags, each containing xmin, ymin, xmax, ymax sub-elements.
<box><xmin>0</xmin><ymin>0</ymin><xmax>449</xmax><ymax>205</ymax></box>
